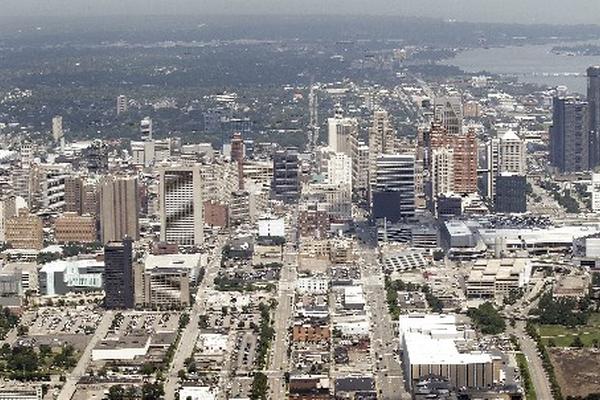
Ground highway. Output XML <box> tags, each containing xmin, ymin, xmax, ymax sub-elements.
<box><xmin>164</xmin><ymin>237</ymin><xmax>225</xmax><ymax>400</ymax></box>
<box><xmin>57</xmin><ymin>310</ymin><xmax>114</xmax><ymax>400</ymax></box>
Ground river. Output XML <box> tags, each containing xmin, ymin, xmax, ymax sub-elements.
<box><xmin>446</xmin><ymin>41</ymin><xmax>600</xmax><ymax>94</ymax></box>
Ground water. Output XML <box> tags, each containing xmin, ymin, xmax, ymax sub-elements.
<box><xmin>446</xmin><ymin>41</ymin><xmax>600</xmax><ymax>95</ymax></box>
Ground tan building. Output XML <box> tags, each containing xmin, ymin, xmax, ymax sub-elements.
<box><xmin>143</xmin><ymin>267</ymin><xmax>190</xmax><ymax>309</ymax></box>
<box><xmin>292</xmin><ymin>322</ymin><xmax>330</xmax><ymax>342</ymax></box>
<box><xmin>5</xmin><ymin>209</ymin><xmax>43</xmax><ymax>250</ymax></box>
<box><xmin>466</xmin><ymin>258</ymin><xmax>532</xmax><ymax>299</ymax></box>
<box><xmin>99</xmin><ymin>176</ymin><xmax>139</xmax><ymax>243</ymax></box>
<box><xmin>54</xmin><ymin>212</ymin><xmax>97</xmax><ymax>243</ymax></box>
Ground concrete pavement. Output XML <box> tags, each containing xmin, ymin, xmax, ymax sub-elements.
<box><xmin>57</xmin><ymin>310</ymin><xmax>114</xmax><ymax>400</ymax></box>
<box><xmin>164</xmin><ymin>237</ymin><xmax>225</xmax><ymax>400</ymax></box>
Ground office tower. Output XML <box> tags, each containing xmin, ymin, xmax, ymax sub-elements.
<box><xmin>5</xmin><ymin>208</ymin><xmax>43</xmax><ymax>250</ymax></box>
<box><xmin>64</xmin><ymin>176</ymin><xmax>83</xmax><ymax>214</ymax></box>
<box><xmin>326</xmin><ymin>152</ymin><xmax>352</xmax><ymax>187</ymax></box>
<box><xmin>230</xmin><ymin>132</ymin><xmax>245</xmax><ymax>190</ymax></box>
<box><xmin>0</xmin><ymin>196</ymin><xmax>26</xmax><ymax>243</ymax></box>
<box><xmin>143</xmin><ymin>267</ymin><xmax>190</xmax><ymax>309</ymax></box>
<box><xmin>84</xmin><ymin>140</ymin><xmax>109</xmax><ymax>173</ymax></box>
<box><xmin>140</xmin><ymin>117</ymin><xmax>153</xmax><ymax>140</ymax></box>
<box><xmin>430</xmin><ymin>124</ymin><xmax>478</xmax><ymax>194</ymax></box>
<box><xmin>368</xmin><ymin>109</ymin><xmax>396</xmax><ymax>186</ymax></box>
<box><xmin>99</xmin><ymin>176</ymin><xmax>139</xmax><ymax>243</ymax></box>
<box><xmin>588</xmin><ymin>67</ymin><xmax>600</xmax><ymax>168</ymax></box>
<box><xmin>82</xmin><ymin>180</ymin><xmax>99</xmax><ymax>216</ymax></box>
<box><xmin>52</xmin><ymin>115</ymin><xmax>63</xmax><ymax>142</ymax></box>
<box><xmin>159</xmin><ymin>165</ymin><xmax>203</xmax><ymax>246</ymax></box>
<box><xmin>431</xmin><ymin>147</ymin><xmax>455</xmax><ymax>197</ymax></box>
<box><xmin>272</xmin><ymin>148</ymin><xmax>300</xmax><ymax>203</ymax></box>
<box><xmin>352</xmin><ymin>140</ymin><xmax>370</xmax><ymax>195</ymax></box>
<box><xmin>104</xmin><ymin>238</ymin><xmax>134</xmax><ymax>309</ymax></box>
<box><xmin>481</xmin><ymin>138</ymin><xmax>499</xmax><ymax>200</ymax></box>
<box><xmin>116</xmin><ymin>95</ymin><xmax>128</xmax><ymax>115</ymax></box>
<box><xmin>434</xmin><ymin>96</ymin><xmax>463</xmax><ymax>135</ymax></box>
<box><xmin>371</xmin><ymin>153</ymin><xmax>416</xmax><ymax>221</ymax></box>
<box><xmin>32</xmin><ymin>164</ymin><xmax>70</xmax><ymax>212</ymax></box>
<box><xmin>495</xmin><ymin>174</ymin><xmax>527</xmax><ymax>213</ymax></box>
<box><xmin>20</xmin><ymin>141</ymin><xmax>34</xmax><ymax>168</ymax></box>
<box><xmin>327</xmin><ymin>115</ymin><xmax>358</xmax><ymax>156</ymax></box>
<box><xmin>550</xmin><ymin>97</ymin><xmax>590</xmax><ymax>172</ymax></box>
<box><xmin>498</xmin><ymin>130</ymin><xmax>526</xmax><ymax>175</ymax></box>
<box><xmin>54</xmin><ymin>213</ymin><xmax>97</xmax><ymax>243</ymax></box>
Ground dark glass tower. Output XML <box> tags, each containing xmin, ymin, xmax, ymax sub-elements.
<box><xmin>103</xmin><ymin>238</ymin><xmax>134</xmax><ymax>309</ymax></box>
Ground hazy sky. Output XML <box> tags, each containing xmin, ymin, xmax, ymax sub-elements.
<box><xmin>1</xmin><ymin>0</ymin><xmax>599</xmax><ymax>25</ymax></box>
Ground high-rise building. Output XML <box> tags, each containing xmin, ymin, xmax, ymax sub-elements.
<box><xmin>143</xmin><ymin>267</ymin><xmax>190</xmax><ymax>309</ymax></box>
<box><xmin>430</xmin><ymin>124</ymin><xmax>478</xmax><ymax>194</ymax></box>
<box><xmin>587</xmin><ymin>67</ymin><xmax>600</xmax><ymax>168</ymax></box>
<box><xmin>372</xmin><ymin>153</ymin><xmax>416</xmax><ymax>221</ymax></box>
<box><xmin>498</xmin><ymin>130</ymin><xmax>526</xmax><ymax>175</ymax></box>
<box><xmin>326</xmin><ymin>152</ymin><xmax>352</xmax><ymax>187</ymax></box>
<box><xmin>52</xmin><ymin>115</ymin><xmax>63</xmax><ymax>142</ymax></box>
<box><xmin>495</xmin><ymin>174</ymin><xmax>527</xmax><ymax>214</ymax></box>
<box><xmin>140</xmin><ymin>117</ymin><xmax>153</xmax><ymax>140</ymax></box>
<box><xmin>55</xmin><ymin>213</ymin><xmax>97</xmax><ymax>243</ymax></box>
<box><xmin>431</xmin><ymin>147</ymin><xmax>454</xmax><ymax>197</ymax></box>
<box><xmin>159</xmin><ymin>165</ymin><xmax>203</xmax><ymax>246</ymax></box>
<box><xmin>103</xmin><ymin>239</ymin><xmax>134</xmax><ymax>309</ymax></box>
<box><xmin>99</xmin><ymin>176</ymin><xmax>139</xmax><ymax>243</ymax></box>
<box><xmin>116</xmin><ymin>95</ymin><xmax>128</xmax><ymax>115</ymax></box>
<box><xmin>351</xmin><ymin>140</ymin><xmax>370</xmax><ymax>195</ymax></box>
<box><xmin>481</xmin><ymin>138</ymin><xmax>499</xmax><ymax>200</ymax></box>
<box><xmin>64</xmin><ymin>176</ymin><xmax>83</xmax><ymax>214</ymax></box>
<box><xmin>368</xmin><ymin>109</ymin><xmax>396</xmax><ymax>186</ymax></box>
<box><xmin>230</xmin><ymin>132</ymin><xmax>245</xmax><ymax>190</ymax></box>
<box><xmin>272</xmin><ymin>148</ymin><xmax>300</xmax><ymax>203</ymax></box>
<box><xmin>434</xmin><ymin>96</ymin><xmax>463</xmax><ymax>135</ymax></box>
<box><xmin>550</xmin><ymin>97</ymin><xmax>590</xmax><ymax>172</ymax></box>
<box><xmin>5</xmin><ymin>208</ymin><xmax>43</xmax><ymax>250</ymax></box>
<box><xmin>327</xmin><ymin>116</ymin><xmax>358</xmax><ymax>156</ymax></box>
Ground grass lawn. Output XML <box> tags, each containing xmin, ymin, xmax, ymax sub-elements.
<box><xmin>538</xmin><ymin>313</ymin><xmax>600</xmax><ymax>347</ymax></box>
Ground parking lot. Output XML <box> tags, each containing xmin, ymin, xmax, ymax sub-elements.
<box><xmin>29</xmin><ymin>305</ymin><xmax>103</xmax><ymax>336</ymax></box>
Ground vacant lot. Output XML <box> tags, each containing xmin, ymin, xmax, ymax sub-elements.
<box><xmin>538</xmin><ymin>313</ymin><xmax>600</xmax><ymax>347</ymax></box>
<box><xmin>550</xmin><ymin>348</ymin><xmax>600</xmax><ymax>398</ymax></box>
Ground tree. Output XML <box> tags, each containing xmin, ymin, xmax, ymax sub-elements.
<box><xmin>107</xmin><ymin>385</ymin><xmax>125</xmax><ymax>400</ymax></box>
<box><xmin>467</xmin><ymin>302</ymin><xmax>506</xmax><ymax>335</ymax></box>
<box><xmin>547</xmin><ymin>338</ymin><xmax>557</xmax><ymax>347</ymax></box>
<box><xmin>571</xmin><ymin>336</ymin><xmax>585</xmax><ymax>348</ymax></box>
<box><xmin>141</xmin><ymin>382</ymin><xmax>164</xmax><ymax>400</ymax></box>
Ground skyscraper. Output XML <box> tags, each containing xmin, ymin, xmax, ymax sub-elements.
<box><xmin>550</xmin><ymin>97</ymin><xmax>590</xmax><ymax>172</ymax></box>
<box><xmin>99</xmin><ymin>176</ymin><xmax>139</xmax><ymax>243</ymax></box>
<box><xmin>140</xmin><ymin>117</ymin><xmax>153</xmax><ymax>140</ymax></box>
<box><xmin>429</xmin><ymin>124</ymin><xmax>478</xmax><ymax>194</ymax></box>
<box><xmin>588</xmin><ymin>67</ymin><xmax>600</xmax><ymax>168</ymax></box>
<box><xmin>52</xmin><ymin>115</ymin><xmax>63</xmax><ymax>143</ymax></box>
<box><xmin>104</xmin><ymin>238</ymin><xmax>134</xmax><ymax>309</ymax></box>
<box><xmin>159</xmin><ymin>165</ymin><xmax>203</xmax><ymax>246</ymax></box>
<box><xmin>272</xmin><ymin>148</ymin><xmax>300</xmax><ymax>203</ymax></box>
<box><xmin>116</xmin><ymin>95</ymin><xmax>128</xmax><ymax>115</ymax></box>
<box><xmin>368</xmin><ymin>109</ymin><xmax>396</xmax><ymax>187</ymax></box>
<box><xmin>230</xmin><ymin>132</ymin><xmax>245</xmax><ymax>190</ymax></box>
<box><xmin>498</xmin><ymin>130</ymin><xmax>526</xmax><ymax>175</ymax></box>
<box><xmin>327</xmin><ymin>115</ymin><xmax>358</xmax><ymax>156</ymax></box>
<box><xmin>372</xmin><ymin>153</ymin><xmax>416</xmax><ymax>221</ymax></box>
<box><xmin>434</xmin><ymin>96</ymin><xmax>463</xmax><ymax>135</ymax></box>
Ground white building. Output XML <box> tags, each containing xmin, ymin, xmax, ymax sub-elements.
<box><xmin>52</xmin><ymin>115</ymin><xmax>63</xmax><ymax>142</ymax></box>
<box><xmin>334</xmin><ymin>315</ymin><xmax>370</xmax><ymax>336</ymax></box>
<box><xmin>257</xmin><ymin>216</ymin><xmax>285</xmax><ymax>238</ymax></box>
<box><xmin>116</xmin><ymin>94</ymin><xmax>127</xmax><ymax>115</ymax></box>
<box><xmin>327</xmin><ymin>116</ymin><xmax>358</xmax><ymax>156</ymax></box>
<box><xmin>430</xmin><ymin>148</ymin><xmax>454</xmax><ymax>197</ymax></box>
<box><xmin>159</xmin><ymin>165</ymin><xmax>203</xmax><ymax>246</ymax></box>
<box><xmin>399</xmin><ymin>314</ymin><xmax>500</xmax><ymax>389</ymax></box>
<box><xmin>39</xmin><ymin>259</ymin><xmax>104</xmax><ymax>295</ymax></box>
<box><xmin>197</xmin><ymin>333</ymin><xmax>228</xmax><ymax>355</ymax></box>
<box><xmin>498</xmin><ymin>130</ymin><xmax>526</xmax><ymax>175</ymax></box>
<box><xmin>144</xmin><ymin>253</ymin><xmax>203</xmax><ymax>284</ymax></box>
<box><xmin>178</xmin><ymin>386</ymin><xmax>217</xmax><ymax>400</ymax></box>
<box><xmin>296</xmin><ymin>277</ymin><xmax>329</xmax><ymax>294</ymax></box>
<box><xmin>326</xmin><ymin>152</ymin><xmax>352</xmax><ymax>187</ymax></box>
<box><xmin>140</xmin><ymin>117</ymin><xmax>153</xmax><ymax>139</ymax></box>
